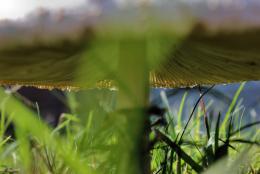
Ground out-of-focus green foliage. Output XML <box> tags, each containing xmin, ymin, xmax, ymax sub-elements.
<box><xmin>0</xmin><ymin>82</ymin><xmax>258</xmax><ymax>174</ymax></box>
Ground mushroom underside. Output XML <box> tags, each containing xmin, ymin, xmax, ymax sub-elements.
<box><xmin>0</xmin><ymin>26</ymin><xmax>260</xmax><ymax>89</ymax></box>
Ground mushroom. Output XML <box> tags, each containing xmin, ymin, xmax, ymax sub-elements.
<box><xmin>0</xmin><ymin>1</ymin><xmax>260</xmax><ymax>88</ymax></box>
<box><xmin>0</xmin><ymin>0</ymin><xmax>260</xmax><ymax>173</ymax></box>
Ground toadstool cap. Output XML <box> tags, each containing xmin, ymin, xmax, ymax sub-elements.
<box><xmin>0</xmin><ymin>0</ymin><xmax>260</xmax><ymax>89</ymax></box>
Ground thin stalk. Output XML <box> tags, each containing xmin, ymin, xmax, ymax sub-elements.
<box><xmin>178</xmin><ymin>85</ymin><xmax>214</xmax><ymax>144</ymax></box>
<box><xmin>198</xmin><ymin>86</ymin><xmax>210</xmax><ymax>141</ymax></box>
<box><xmin>117</xmin><ymin>39</ymin><xmax>150</xmax><ymax>174</ymax></box>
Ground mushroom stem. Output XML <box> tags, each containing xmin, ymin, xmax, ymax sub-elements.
<box><xmin>116</xmin><ymin>39</ymin><xmax>150</xmax><ymax>174</ymax></box>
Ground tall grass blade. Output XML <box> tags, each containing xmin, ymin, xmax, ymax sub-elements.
<box><xmin>214</xmin><ymin>113</ymin><xmax>221</xmax><ymax>154</ymax></box>
<box><xmin>198</xmin><ymin>86</ymin><xmax>211</xmax><ymax>140</ymax></box>
<box><xmin>178</xmin><ymin>92</ymin><xmax>188</xmax><ymax>130</ymax></box>
<box><xmin>222</xmin><ymin>82</ymin><xmax>246</xmax><ymax>132</ymax></box>
<box><xmin>179</xmin><ymin>85</ymin><xmax>214</xmax><ymax>143</ymax></box>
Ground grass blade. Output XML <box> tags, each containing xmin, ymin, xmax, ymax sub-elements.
<box><xmin>230</xmin><ymin>121</ymin><xmax>260</xmax><ymax>137</ymax></box>
<box><xmin>178</xmin><ymin>92</ymin><xmax>188</xmax><ymax>130</ymax></box>
<box><xmin>221</xmin><ymin>82</ymin><xmax>245</xmax><ymax>132</ymax></box>
<box><xmin>214</xmin><ymin>113</ymin><xmax>221</xmax><ymax>154</ymax></box>
<box><xmin>155</xmin><ymin>130</ymin><xmax>204</xmax><ymax>173</ymax></box>
<box><xmin>179</xmin><ymin>85</ymin><xmax>214</xmax><ymax>144</ymax></box>
<box><xmin>229</xmin><ymin>139</ymin><xmax>260</xmax><ymax>146</ymax></box>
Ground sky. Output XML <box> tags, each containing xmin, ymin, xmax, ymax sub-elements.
<box><xmin>1</xmin><ymin>0</ymin><xmax>260</xmax><ymax>31</ymax></box>
<box><xmin>0</xmin><ymin>0</ymin><xmax>87</xmax><ymax>20</ymax></box>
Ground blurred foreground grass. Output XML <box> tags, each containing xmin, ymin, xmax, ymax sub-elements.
<box><xmin>0</xmin><ymin>83</ymin><xmax>258</xmax><ymax>174</ymax></box>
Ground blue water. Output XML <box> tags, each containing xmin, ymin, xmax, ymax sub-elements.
<box><xmin>150</xmin><ymin>81</ymin><xmax>260</xmax><ymax>124</ymax></box>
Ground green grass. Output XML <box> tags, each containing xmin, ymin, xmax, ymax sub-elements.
<box><xmin>0</xmin><ymin>84</ymin><xmax>258</xmax><ymax>174</ymax></box>
<box><xmin>151</xmin><ymin>85</ymin><xmax>260</xmax><ymax>174</ymax></box>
